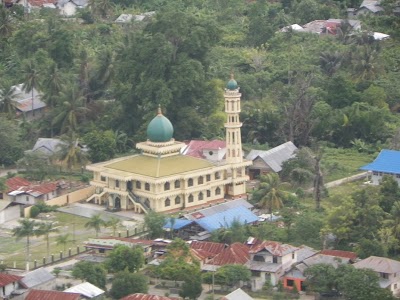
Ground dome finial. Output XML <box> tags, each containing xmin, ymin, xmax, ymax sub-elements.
<box><xmin>157</xmin><ymin>104</ymin><xmax>162</xmax><ymax>115</ymax></box>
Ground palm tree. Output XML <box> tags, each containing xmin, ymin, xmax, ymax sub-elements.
<box><xmin>41</xmin><ymin>63</ymin><xmax>63</xmax><ymax>109</ymax></box>
<box><xmin>12</xmin><ymin>219</ymin><xmax>39</xmax><ymax>267</ymax></box>
<box><xmin>105</xmin><ymin>217</ymin><xmax>121</xmax><ymax>236</ymax></box>
<box><xmin>85</xmin><ymin>214</ymin><xmax>106</xmax><ymax>237</ymax></box>
<box><xmin>319</xmin><ymin>51</ymin><xmax>342</xmax><ymax>77</ymax></box>
<box><xmin>0</xmin><ymin>83</ymin><xmax>16</xmax><ymax>118</ymax></box>
<box><xmin>0</xmin><ymin>5</ymin><xmax>14</xmax><ymax>39</ymax></box>
<box><xmin>22</xmin><ymin>60</ymin><xmax>40</xmax><ymax>117</ymax></box>
<box><xmin>56</xmin><ymin>233</ymin><xmax>70</xmax><ymax>253</ymax></box>
<box><xmin>254</xmin><ymin>173</ymin><xmax>289</xmax><ymax>214</ymax></box>
<box><xmin>37</xmin><ymin>222</ymin><xmax>59</xmax><ymax>260</ymax></box>
<box><xmin>51</xmin><ymin>86</ymin><xmax>87</xmax><ymax>134</ymax></box>
<box><xmin>55</xmin><ymin>132</ymin><xmax>88</xmax><ymax>171</ymax></box>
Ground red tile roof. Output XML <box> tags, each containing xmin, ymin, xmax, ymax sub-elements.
<box><xmin>0</xmin><ymin>273</ymin><xmax>22</xmax><ymax>287</ymax></box>
<box><xmin>183</xmin><ymin>140</ymin><xmax>226</xmax><ymax>159</ymax></box>
<box><xmin>25</xmin><ymin>289</ymin><xmax>81</xmax><ymax>300</ymax></box>
<box><xmin>121</xmin><ymin>294</ymin><xmax>181</xmax><ymax>300</ymax></box>
<box><xmin>249</xmin><ymin>240</ymin><xmax>298</xmax><ymax>256</ymax></box>
<box><xmin>319</xmin><ymin>249</ymin><xmax>357</xmax><ymax>260</ymax></box>
<box><xmin>211</xmin><ymin>242</ymin><xmax>250</xmax><ymax>266</ymax></box>
<box><xmin>190</xmin><ymin>241</ymin><xmax>225</xmax><ymax>256</ymax></box>
<box><xmin>6</xmin><ymin>177</ymin><xmax>31</xmax><ymax>192</ymax></box>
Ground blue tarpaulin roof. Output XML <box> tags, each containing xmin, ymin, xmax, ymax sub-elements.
<box><xmin>163</xmin><ymin>218</ymin><xmax>193</xmax><ymax>230</ymax></box>
<box><xmin>360</xmin><ymin>150</ymin><xmax>400</xmax><ymax>173</ymax></box>
<box><xmin>194</xmin><ymin>205</ymin><xmax>258</xmax><ymax>232</ymax></box>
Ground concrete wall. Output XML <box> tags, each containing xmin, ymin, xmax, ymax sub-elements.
<box><xmin>24</xmin><ymin>186</ymin><xmax>95</xmax><ymax>217</ymax></box>
<box><xmin>0</xmin><ymin>205</ymin><xmax>20</xmax><ymax>224</ymax></box>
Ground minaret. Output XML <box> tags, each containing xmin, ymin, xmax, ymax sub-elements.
<box><xmin>224</xmin><ymin>74</ymin><xmax>243</xmax><ymax>164</ymax></box>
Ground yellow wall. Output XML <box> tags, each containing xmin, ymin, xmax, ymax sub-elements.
<box><xmin>24</xmin><ymin>186</ymin><xmax>95</xmax><ymax>217</ymax></box>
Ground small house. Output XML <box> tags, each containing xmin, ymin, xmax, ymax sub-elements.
<box><xmin>0</xmin><ymin>273</ymin><xmax>22</xmax><ymax>299</ymax></box>
<box><xmin>360</xmin><ymin>149</ymin><xmax>400</xmax><ymax>185</ymax></box>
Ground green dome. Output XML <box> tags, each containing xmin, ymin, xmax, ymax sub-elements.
<box><xmin>226</xmin><ymin>75</ymin><xmax>238</xmax><ymax>90</ymax></box>
<box><xmin>147</xmin><ymin>108</ymin><xmax>174</xmax><ymax>143</ymax></box>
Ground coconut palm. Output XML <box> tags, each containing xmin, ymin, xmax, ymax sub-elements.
<box><xmin>41</xmin><ymin>63</ymin><xmax>63</xmax><ymax>108</ymax></box>
<box><xmin>12</xmin><ymin>219</ymin><xmax>40</xmax><ymax>267</ymax></box>
<box><xmin>55</xmin><ymin>132</ymin><xmax>88</xmax><ymax>171</ymax></box>
<box><xmin>51</xmin><ymin>86</ymin><xmax>87</xmax><ymax>134</ymax></box>
<box><xmin>254</xmin><ymin>173</ymin><xmax>290</xmax><ymax>214</ymax></box>
<box><xmin>21</xmin><ymin>60</ymin><xmax>40</xmax><ymax>117</ymax></box>
<box><xmin>0</xmin><ymin>83</ymin><xmax>16</xmax><ymax>118</ymax></box>
<box><xmin>85</xmin><ymin>214</ymin><xmax>106</xmax><ymax>237</ymax></box>
<box><xmin>37</xmin><ymin>222</ymin><xmax>59</xmax><ymax>260</ymax></box>
<box><xmin>105</xmin><ymin>217</ymin><xmax>121</xmax><ymax>236</ymax></box>
<box><xmin>56</xmin><ymin>233</ymin><xmax>70</xmax><ymax>253</ymax></box>
<box><xmin>0</xmin><ymin>5</ymin><xmax>14</xmax><ymax>39</ymax></box>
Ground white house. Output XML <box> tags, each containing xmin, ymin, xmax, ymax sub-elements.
<box><xmin>245</xmin><ymin>239</ymin><xmax>298</xmax><ymax>291</ymax></box>
<box><xmin>0</xmin><ymin>273</ymin><xmax>22</xmax><ymax>299</ymax></box>
<box><xmin>354</xmin><ymin>256</ymin><xmax>400</xmax><ymax>295</ymax></box>
<box><xmin>360</xmin><ymin>149</ymin><xmax>400</xmax><ymax>185</ymax></box>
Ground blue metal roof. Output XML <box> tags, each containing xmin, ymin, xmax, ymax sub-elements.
<box><xmin>360</xmin><ymin>150</ymin><xmax>400</xmax><ymax>173</ymax></box>
<box><xmin>163</xmin><ymin>218</ymin><xmax>193</xmax><ymax>230</ymax></box>
<box><xmin>194</xmin><ymin>206</ymin><xmax>258</xmax><ymax>232</ymax></box>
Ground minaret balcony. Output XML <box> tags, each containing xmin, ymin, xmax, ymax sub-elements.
<box><xmin>224</xmin><ymin>122</ymin><xmax>242</xmax><ymax>128</ymax></box>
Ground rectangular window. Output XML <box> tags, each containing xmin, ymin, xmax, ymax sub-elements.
<box><xmin>26</xmin><ymin>196</ymin><xmax>29</xmax><ymax>202</ymax></box>
<box><xmin>292</xmin><ymin>253</ymin><xmax>295</xmax><ymax>259</ymax></box>
<box><xmin>273</xmin><ymin>256</ymin><xmax>278</xmax><ymax>264</ymax></box>
<box><xmin>287</xmin><ymin>279</ymin><xmax>294</xmax><ymax>287</ymax></box>
<box><xmin>101</xmin><ymin>176</ymin><xmax>106</xmax><ymax>181</ymax></box>
<box><xmin>381</xmin><ymin>273</ymin><xmax>389</xmax><ymax>279</ymax></box>
<box><xmin>115</xmin><ymin>180</ymin><xmax>120</xmax><ymax>188</ymax></box>
<box><xmin>206</xmin><ymin>175</ymin><xmax>211</xmax><ymax>182</ymax></box>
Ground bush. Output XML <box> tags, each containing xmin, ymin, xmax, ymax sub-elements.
<box><xmin>30</xmin><ymin>206</ymin><xmax>40</xmax><ymax>218</ymax></box>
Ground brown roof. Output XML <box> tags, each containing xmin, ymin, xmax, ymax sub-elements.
<box><xmin>121</xmin><ymin>293</ymin><xmax>181</xmax><ymax>300</ymax></box>
<box><xmin>211</xmin><ymin>243</ymin><xmax>250</xmax><ymax>266</ymax></box>
<box><xmin>319</xmin><ymin>249</ymin><xmax>357</xmax><ymax>261</ymax></box>
<box><xmin>28</xmin><ymin>0</ymin><xmax>56</xmax><ymax>6</ymax></box>
<box><xmin>6</xmin><ymin>177</ymin><xmax>31</xmax><ymax>192</ymax></box>
<box><xmin>0</xmin><ymin>273</ymin><xmax>22</xmax><ymax>287</ymax></box>
<box><xmin>190</xmin><ymin>241</ymin><xmax>225</xmax><ymax>256</ymax></box>
<box><xmin>25</xmin><ymin>289</ymin><xmax>81</xmax><ymax>300</ymax></box>
<box><xmin>183</xmin><ymin>140</ymin><xmax>226</xmax><ymax>159</ymax></box>
<box><xmin>249</xmin><ymin>240</ymin><xmax>298</xmax><ymax>256</ymax></box>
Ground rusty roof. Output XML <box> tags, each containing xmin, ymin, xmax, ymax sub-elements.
<box><xmin>210</xmin><ymin>243</ymin><xmax>250</xmax><ymax>266</ymax></box>
<box><xmin>6</xmin><ymin>177</ymin><xmax>31</xmax><ymax>192</ymax></box>
<box><xmin>249</xmin><ymin>240</ymin><xmax>298</xmax><ymax>256</ymax></box>
<box><xmin>319</xmin><ymin>249</ymin><xmax>357</xmax><ymax>260</ymax></box>
<box><xmin>0</xmin><ymin>273</ymin><xmax>22</xmax><ymax>287</ymax></box>
<box><xmin>190</xmin><ymin>241</ymin><xmax>225</xmax><ymax>256</ymax></box>
<box><xmin>121</xmin><ymin>293</ymin><xmax>181</xmax><ymax>300</ymax></box>
<box><xmin>24</xmin><ymin>289</ymin><xmax>81</xmax><ymax>300</ymax></box>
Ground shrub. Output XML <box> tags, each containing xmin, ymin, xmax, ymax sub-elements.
<box><xmin>30</xmin><ymin>206</ymin><xmax>40</xmax><ymax>218</ymax></box>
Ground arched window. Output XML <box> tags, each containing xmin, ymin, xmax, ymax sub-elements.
<box><xmin>174</xmin><ymin>180</ymin><xmax>180</xmax><ymax>188</ymax></box>
<box><xmin>215</xmin><ymin>172</ymin><xmax>220</xmax><ymax>180</ymax></box>
<box><xmin>198</xmin><ymin>176</ymin><xmax>204</xmax><ymax>185</ymax></box>
<box><xmin>115</xmin><ymin>180</ymin><xmax>120</xmax><ymax>188</ymax></box>
<box><xmin>215</xmin><ymin>187</ymin><xmax>221</xmax><ymax>195</ymax></box>
<box><xmin>188</xmin><ymin>194</ymin><xmax>194</xmax><ymax>203</ymax></box>
<box><xmin>164</xmin><ymin>182</ymin><xmax>170</xmax><ymax>191</ymax></box>
<box><xmin>207</xmin><ymin>190</ymin><xmax>211</xmax><ymax>197</ymax></box>
<box><xmin>175</xmin><ymin>196</ymin><xmax>181</xmax><ymax>204</ymax></box>
<box><xmin>165</xmin><ymin>198</ymin><xmax>171</xmax><ymax>207</ymax></box>
<box><xmin>145</xmin><ymin>183</ymin><xmax>150</xmax><ymax>191</ymax></box>
<box><xmin>188</xmin><ymin>178</ymin><xmax>193</xmax><ymax>187</ymax></box>
<box><xmin>136</xmin><ymin>181</ymin><xmax>141</xmax><ymax>189</ymax></box>
<box><xmin>198</xmin><ymin>192</ymin><xmax>204</xmax><ymax>201</ymax></box>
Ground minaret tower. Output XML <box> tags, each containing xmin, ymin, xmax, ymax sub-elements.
<box><xmin>224</xmin><ymin>74</ymin><xmax>243</xmax><ymax>164</ymax></box>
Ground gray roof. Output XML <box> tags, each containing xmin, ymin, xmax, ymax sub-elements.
<box><xmin>20</xmin><ymin>267</ymin><xmax>55</xmax><ymax>288</ymax></box>
<box><xmin>31</xmin><ymin>138</ymin><xmax>65</xmax><ymax>156</ymax></box>
<box><xmin>354</xmin><ymin>256</ymin><xmax>400</xmax><ymax>274</ymax></box>
<box><xmin>10</xmin><ymin>84</ymin><xmax>46</xmax><ymax>112</ymax></box>
<box><xmin>64</xmin><ymin>282</ymin><xmax>105</xmax><ymax>298</ymax></box>
<box><xmin>302</xmin><ymin>254</ymin><xmax>350</xmax><ymax>269</ymax></box>
<box><xmin>359</xmin><ymin>0</ymin><xmax>384</xmax><ymax>12</ymax></box>
<box><xmin>184</xmin><ymin>198</ymin><xmax>253</xmax><ymax>221</ymax></box>
<box><xmin>296</xmin><ymin>245</ymin><xmax>318</xmax><ymax>263</ymax></box>
<box><xmin>246</xmin><ymin>141</ymin><xmax>298</xmax><ymax>172</ymax></box>
<box><xmin>246</xmin><ymin>261</ymin><xmax>282</xmax><ymax>272</ymax></box>
<box><xmin>0</xmin><ymin>200</ymin><xmax>12</xmax><ymax>212</ymax></box>
<box><xmin>223</xmin><ymin>288</ymin><xmax>254</xmax><ymax>300</ymax></box>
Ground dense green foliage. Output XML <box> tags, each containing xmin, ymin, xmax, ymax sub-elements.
<box><xmin>105</xmin><ymin>244</ymin><xmax>145</xmax><ymax>273</ymax></box>
<box><xmin>71</xmin><ymin>261</ymin><xmax>107</xmax><ymax>288</ymax></box>
<box><xmin>109</xmin><ymin>270</ymin><xmax>148</xmax><ymax>299</ymax></box>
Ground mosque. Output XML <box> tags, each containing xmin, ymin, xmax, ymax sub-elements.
<box><xmin>86</xmin><ymin>76</ymin><xmax>252</xmax><ymax>213</ymax></box>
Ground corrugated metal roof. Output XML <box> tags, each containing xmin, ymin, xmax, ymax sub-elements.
<box><xmin>359</xmin><ymin>0</ymin><xmax>384</xmax><ymax>12</ymax></box>
<box><xmin>210</xmin><ymin>242</ymin><xmax>249</xmax><ymax>266</ymax></box>
<box><xmin>249</xmin><ymin>241</ymin><xmax>298</xmax><ymax>256</ymax></box>
<box><xmin>360</xmin><ymin>150</ymin><xmax>400</xmax><ymax>173</ymax></box>
<box><xmin>185</xmin><ymin>198</ymin><xmax>253</xmax><ymax>221</ymax></box>
<box><xmin>64</xmin><ymin>282</ymin><xmax>105</xmax><ymax>298</ymax></box>
<box><xmin>246</xmin><ymin>141</ymin><xmax>298</xmax><ymax>172</ymax></box>
<box><xmin>194</xmin><ymin>206</ymin><xmax>258</xmax><ymax>232</ymax></box>
<box><xmin>190</xmin><ymin>241</ymin><xmax>225</xmax><ymax>256</ymax></box>
<box><xmin>121</xmin><ymin>293</ymin><xmax>181</xmax><ymax>300</ymax></box>
<box><xmin>24</xmin><ymin>289</ymin><xmax>81</xmax><ymax>300</ymax></box>
<box><xmin>246</xmin><ymin>260</ymin><xmax>282</xmax><ymax>272</ymax></box>
<box><xmin>182</xmin><ymin>140</ymin><xmax>226</xmax><ymax>159</ymax></box>
<box><xmin>221</xmin><ymin>288</ymin><xmax>254</xmax><ymax>300</ymax></box>
<box><xmin>6</xmin><ymin>177</ymin><xmax>31</xmax><ymax>192</ymax></box>
<box><xmin>319</xmin><ymin>249</ymin><xmax>357</xmax><ymax>260</ymax></box>
<box><xmin>31</xmin><ymin>138</ymin><xmax>65</xmax><ymax>155</ymax></box>
<box><xmin>20</xmin><ymin>267</ymin><xmax>55</xmax><ymax>288</ymax></box>
<box><xmin>163</xmin><ymin>218</ymin><xmax>193</xmax><ymax>230</ymax></box>
<box><xmin>0</xmin><ymin>273</ymin><xmax>22</xmax><ymax>287</ymax></box>
<box><xmin>296</xmin><ymin>245</ymin><xmax>318</xmax><ymax>263</ymax></box>
<box><xmin>303</xmin><ymin>254</ymin><xmax>350</xmax><ymax>268</ymax></box>
<box><xmin>354</xmin><ymin>256</ymin><xmax>400</xmax><ymax>274</ymax></box>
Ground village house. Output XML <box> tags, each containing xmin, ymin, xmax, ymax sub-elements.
<box><xmin>9</xmin><ymin>84</ymin><xmax>46</xmax><ymax>120</ymax></box>
<box><xmin>222</xmin><ymin>288</ymin><xmax>254</xmax><ymax>300</ymax></box>
<box><xmin>86</xmin><ymin>76</ymin><xmax>251</xmax><ymax>214</ymax></box>
<box><xmin>354</xmin><ymin>256</ymin><xmax>400</xmax><ymax>296</ymax></box>
<box><xmin>360</xmin><ymin>149</ymin><xmax>400</xmax><ymax>185</ymax></box>
<box><xmin>121</xmin><ymin>294</ymin><xmax>181</xmax><ymax>300</ymax></box>
<box><xmin>6</xmin><ymin>177</ymin><xmax>58</xmax><ymax>205</ymax></box>
<box><xmin>24</xmin><ymin>289</ymin><xmax>81</xmax><ymax>300</ymax></box>
<box><xmin>0</xmin><ymin>273</ymin><xmax>22</xmax><ymax>299</ymax></box>
<box><xmin>19</xmin><ymin>267</ymin><xmax>56</xmax><ymax>292</ymax></box>
<box><xmin>64</xmin><ymin>282</ymin><xmax>105</xmax><ymax>299</ymax></box>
